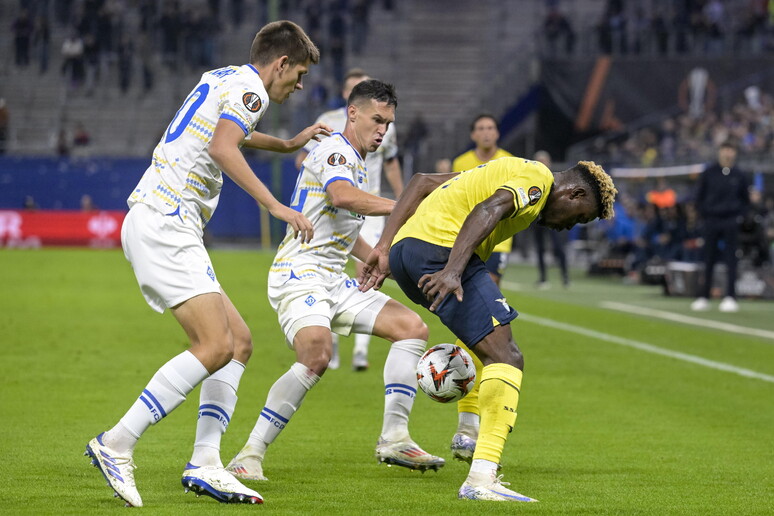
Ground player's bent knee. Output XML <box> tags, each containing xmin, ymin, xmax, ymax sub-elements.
<box><xmin>390</xmin><ymin>312</ymin><xmax>429</xmax><ymax>342</ymax></box>
<box><xmin>232</xmin><ymin>333</ymin><xmax>253</xmax><ymax>363</ymax></box>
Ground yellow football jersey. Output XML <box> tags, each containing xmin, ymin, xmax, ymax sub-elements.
<box><xmin>451</xmin><ymin>148</ymin><xmax>514</xmax><ymax>173</ymax></box>
<box><xmin>452</xmin><ymin>148</ymin><xmax>514</xmax><ymax>252</ymax></box>
<box><xmin>394</xmin><ymin>157</ymin><xmax>553</xmax><ymax>262</ymax></box>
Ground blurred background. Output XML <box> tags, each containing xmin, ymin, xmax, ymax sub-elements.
<box><xmin>1</xmin><ymin>0</ymin><xmax>773</xmax><ymax>299</ymax></box>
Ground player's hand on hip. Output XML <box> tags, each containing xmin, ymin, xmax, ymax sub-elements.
<box><xmin>358</xmin><ymin>247</ymin><xmax>391</xmax><ymax>292</ymax></box>
<box><xmin>271</xmin><ymin>205</ymin><xmax>314</xmax><ymax>243</ymax></box>
<box><xmin>418</xmin><ymin>270</ymin><xmax>463</xmax><ymax>312</ymax></box>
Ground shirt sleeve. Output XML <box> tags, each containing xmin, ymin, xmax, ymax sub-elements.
<box><xmin>499</xmin><ymin>179</ymin><xmax>546</xmax><ymax>218</ymax></box>
<box><xmin>321</xmin><ymin>149</ymin><xmax>358</xmax><ymax>190</ymax></box>
<box><xmin>220</xmin><ymin>78</ymin><xmax>268</xmax><ymax>136</ymax></box>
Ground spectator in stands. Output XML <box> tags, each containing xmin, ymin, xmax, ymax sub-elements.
<box><xmin>0</xmin><ymin>99</ymin><xmax>8</xmax><ymax>156</ymax></box>
<box><xmin>691</xmin><ymin>141</ymin><xmax>750</xmax><ymax>312</ymax></box>
<box><xmin>740</xmin><ymin>188</ymin><xmax>771</xmax><ymax>267</ymax></box>
<box><xmin>57</xmin><ymin>127</ymin><xmax>70</xmax><ymax>157</ymax></box>
<box><xmin>532</xmin><ymin>150</ymin><xmax>569</xmax><ymax>288</ymax></box>
<box><xmin>33</xmin><ymin>14</ymin><xmax>51</xmax><ymax>74</ymax></box>
<box><xmin>73</xmin><ymin>122</ymin><xmax>91</xmax><ymax>148</ymax></box>
<box><xmin>543</xmin><ymin>5</ymin><xmax>575</xmax><ymax>56</ymax></box>
<box><xmin>452</xmin><ymin>114</ymin><xmax>513</xmax><ymax>286</ymax></box>
<box><xmin>61</xmin><ymin>29</ymin><xmax>85</xmax><ymax>91</ymax></box>
<box><xmin>12</xmin><ymin>8</ymin><xmax>34</xmax><ymax>68</ymax></box>
<box><xmin>117</xmin><ymin>35</ymin><xmax>134</xmax><ymax>94</ymax></box>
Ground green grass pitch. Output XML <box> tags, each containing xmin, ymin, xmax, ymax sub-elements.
<box><xmin>1</xmin><ymin>248</ymin><xmax>773</xmax><ymax>515</ymax></box>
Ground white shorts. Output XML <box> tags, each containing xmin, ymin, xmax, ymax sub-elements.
<box><xmin>122</xmin><ymin>203</ymin><xmax>220</xmax><ymax>313</ymax></box>
<box><xmin>268</xmin><ymin>271</ymin><xmax>391</xmax><ymax>346</ymax></box>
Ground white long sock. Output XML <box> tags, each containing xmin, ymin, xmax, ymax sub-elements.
<box><xmin>353</xmin><ymin>333</ymin><xmax>371</xmax><ymax>356</ymax></box>
<box><xmin>381</xmin><ymin>339</ymin><xmax>426</xmax><ymax>441</ymax></box>
<box><xmin>106</xmin><ymin>351</ymin><xmax>209</xmax><ymax>454</ymax></box>
<box><xmin>190</xmin><ymin>359</ymin><xmax>245</xmax><ymax>467</ymax></box>
<box><xmin>457</xmin><ymin>411</ymin><xmax>480</xmax><ymax>437</ymax></box>
<box><xmin>245</xmin><ymin>363</ymin><xmax>319</xmax><ymax>455</ymax></box>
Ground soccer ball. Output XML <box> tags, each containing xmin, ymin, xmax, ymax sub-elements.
<box><xmin>416</xmin><ymin>343</ymin><xmax>476</xmax><ymax>403</ymax></box>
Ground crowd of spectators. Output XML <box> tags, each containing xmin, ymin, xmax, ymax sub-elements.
<box><xmin>10</xmin><ymin>0</ymin><xmax>380</xmax><ymax>100</ymax></box>
<box><xmin>542</xmin><ymin>0</ymin><xmax>774</xmax><ymax>57</ymax></box>
<box><xmin>581</xmin><ymin>86</ymin><xmax>774</xmax><ymax>167</ymax></box>
<box><xmin>592</xmin><ymin>180</ymin><xmax>773</xmax><ymax>283</ymax></box>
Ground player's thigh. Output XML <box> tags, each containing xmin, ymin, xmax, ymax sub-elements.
<box><xmin>171</xmin><ymin>291</ymin><xmax>231</xmax><ymax>350</ymax></box>
<box><xmin>435</xmin><ymin>257</ymin><xmax>518</xmax><ymax>348</ymax></box>
<box><xmin>388</xmin><ymin>238</ymin><xmax>451</xmax><ymax>308</ymax></box>
<box><xmin>330</xmin><ymin>276</ymin><xmax>391</xmax><ymax>337</ymax></box>
<box><xmin>269</xmin><ymin>277</ymin><xmax>337</xmax><ymax>349</ymax></box>
<box><xmin>122</xmin><ymin>204</ymin><xmax>220</xmax><ymax>313</ymax></box>
<box><xmin>370</xmin><ymin>299</ymin><xmax>428</xmax><ymax>343</ymax></box>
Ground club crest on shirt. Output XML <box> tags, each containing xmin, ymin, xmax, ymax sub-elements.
<box><xmin>528</xmin><ymin>186</ymin><xmax>542</xmax><ymax>206</ymax></box>
<box><xmin>242</xmin><ymin>92</ymin><xmax>262</xmax><ymax>112</ymax></box>
<box><xmin>327</xmin><ymin>153</ymin><xmax>347</xmax><ymax>166</ymax></box>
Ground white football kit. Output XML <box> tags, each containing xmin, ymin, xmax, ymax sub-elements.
<box><xmin>123</xmin><ymin>64</ymin><xmax>270</xmax><ymax>312</ymax></box>
<box><xmin>269</xmin><ymin>133</ymin><xmax>390</xmax><ymax>344</ymax></box>
<box><xmin>303</xmin><ymin>107</ymin><xmax>398</xmax><ymax>248</ymax></box>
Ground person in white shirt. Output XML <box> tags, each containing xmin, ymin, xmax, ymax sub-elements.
<box><xmin>226</xmin><ymin>79</ymin><xmax>443</xmax><ymax>482</ymax></box>
<box><xmin>85</xmin><ymin>21</ymin><xmax>332</xmax><ymax>508</ymax></box>
<box><xmin>294</xmin><ymin>68</ymin><xmax>404</xmax><ymax>371</ymax></box>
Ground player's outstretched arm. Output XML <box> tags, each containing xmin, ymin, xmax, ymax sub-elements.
<box><xmin>327</xmin><ymin>180</ymin><xmax>395</xmax><ymax>216</ymax></box>
<box><xmin>210</xmin><ymin>118</ymin><xmax>314</xmax><ymax>242</ymax></box>
<box><xmin>419</xmin><ymin>189</ymin><xmax>515</xmax><ymax>312</ymax></box>
<box><xmin>358</xmin><ymin>172</ymin><xmax>457</xmax><ymax>292</ymax></box>
<box><xmin>243</xmin><ymin>122</ymin><xmax>332</xmax><ymax>153</ymax></box>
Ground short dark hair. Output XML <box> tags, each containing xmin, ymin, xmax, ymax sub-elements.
<box><xmin>719</xmin><ymin>140</ymin><xmax>738</xmax><ymax>151</ymax></box>
<box><xmin>250</xmin><ymin>20</ymin><xmax>319</xmax><ymax>66</ymax></box>
<box><xmin>344</xmin><ymin>68</ymin><xmax>369</xmax><ymax>83</ymax></box>
<box><xmin>347</xmin><ymin>79</ymin><xmax>398</xmax><ymax>108</ymax></box>
<box><xmin>470</xmin><ymin>114</ymin><xmax>498</xmax><ymax>132</ymax></box>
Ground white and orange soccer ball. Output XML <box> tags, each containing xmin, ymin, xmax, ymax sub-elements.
<box><xmin>416</xmin><ymin>343</ymin><xmax>476</xmax><ymax>403</ymax></box>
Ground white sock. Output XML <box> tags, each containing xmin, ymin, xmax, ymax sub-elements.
<box><xmin>246</xmin><ymin>363</ymin><xmax>319</xmax><ymax>454</ymax></box>
<box><xmin>106</xmin><ymin>351</ymin><xmax>209</xmax><ymax>454</ymax></box>
<box><xmin>381</xmin><ymin>339</ymin><xmax>426</xmax><ymax>441</ymax></box>
<box><xmin>353</xmin><ymin>333</ymin><xmax>370</xmax><ymax>356</ymax></box>
<box><xmin>190</xmin><ymin>359</ymin><xmax>245</xmax><ymax>467</ymax></box>
<box><xmin>457</xmin><ymin>411</ymin><xmax>480</xmax><ymax>437</ymax></box>
<box><xmin>470</xmin><ymin>458</ymin><xmax>499</xmax><ymax>479</ymax></box>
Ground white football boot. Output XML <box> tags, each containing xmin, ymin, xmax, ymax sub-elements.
<box><xmin>375</xmin><ymin>437</ymin><xmax>445</xmax><ymax>472</ymax></box>
<box><xmin>450</xmin><ymin>432</ymin><xmax>477</xmax><ymax>463</ymax></box>
<box><xmin>85</xmin><ymin>433</ymin><xmax>143</xmax><ymax>507</ymax></box>
<box><xmin>182</xmin><ymin>463</ymin><xmax>263</xmax><ymax>504</ymax></box>
<box><xmin>719</xmin><ymin>296</ymin><xmax>739</xmax><ymax>313</ymax></box>
<box><xmin>458</xmin><ymin>471</ymin><xmax>537</xmax><ymax>502</ymax></box>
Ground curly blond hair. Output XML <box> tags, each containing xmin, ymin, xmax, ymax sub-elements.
<box><xmin>576</xmin><ymin>160</ymin><xmax>617</xmax><ymax>219</ymax></box>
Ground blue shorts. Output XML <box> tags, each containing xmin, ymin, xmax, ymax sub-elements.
<box><xmin>485</xmin><ymin>252</ymin><xmax>508</xmax><ymax>278</ymax></box>
<box><xmin>389</xmin><ymin>238</ymin><xmax>518</xmax><ymax>347</ymax></box>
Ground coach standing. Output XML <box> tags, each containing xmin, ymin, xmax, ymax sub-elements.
<box><xmin>691</xmin><ymin>141</ymin><xmax>750</xmax><ymax>313</ymax></box>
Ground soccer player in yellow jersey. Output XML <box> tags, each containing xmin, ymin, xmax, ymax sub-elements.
<box><xmin>358</xmin><ymin>157</ymin><xmax>617</xmax><ymax>502</ymax></box>
<box><xmin>452</xmin><ymin>114</ymin><xmax>514</xmax><ymax>285</ymax></box>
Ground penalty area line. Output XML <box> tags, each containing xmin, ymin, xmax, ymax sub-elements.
<box><xmin>518</xmin><ymin>313</ymin><xmax>774</xmax><ymax>384</ymax></box>
<box><xmin>599</xmin><ymin>301</ymin><xmax>774</xmax><ymax>342</ymax></box>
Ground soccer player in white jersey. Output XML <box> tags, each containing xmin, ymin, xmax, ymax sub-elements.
<box><xmin>225</xmin><ymin>79</ymin><xmax>444</xmax><ymax>481</ymax></box>
<box><xmin>84</xmin><ymin>21</ymin><xmax>333</xmax><ymax>507</ymax></box>
<box><xmin>294</xmin><ymin>69</ymin><xmax>404</xmax><ymax>371</ymax></box>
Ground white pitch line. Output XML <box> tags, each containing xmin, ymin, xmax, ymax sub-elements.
<box><xmin>599</xmin><ymin>301</ymin><xmax>774</xmax><ymax>341</ymax></box>
<box><xmin>518</xmin><ymin>313</ymin><xmax>774</xmax><ymax>384</ymax></box>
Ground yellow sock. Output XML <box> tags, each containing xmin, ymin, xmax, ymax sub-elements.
<box><xmin>456</xmin><ymin>339</ymin><xmax>483</xmax><ymax>416</ymax></box>
<box><xmin>473</xmin><ymin>363</ymin><xmax>522</xmax><ymax>464</ymax></box>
